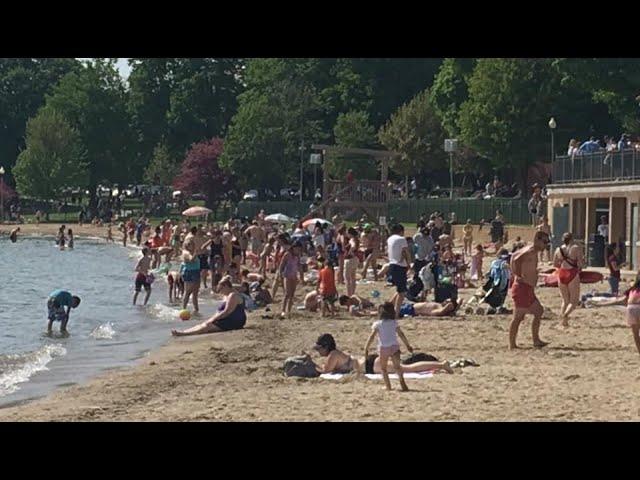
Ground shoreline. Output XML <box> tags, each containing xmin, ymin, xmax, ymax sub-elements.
<box><xmin>1</xmin><ymin>222</ymin><xmax>640</xmax><ymax>421</ymax></box>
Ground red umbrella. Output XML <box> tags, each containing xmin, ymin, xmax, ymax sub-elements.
<box><xmin>182</xmin><ymin>206</ymin><xmax>212</xmax><ymax>217</ymax></box>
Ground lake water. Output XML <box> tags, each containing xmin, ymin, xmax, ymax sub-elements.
<box><xmin>0</xmin><ymin>236</ymin><xmax>218</xmax><ymax>407</ymax></box>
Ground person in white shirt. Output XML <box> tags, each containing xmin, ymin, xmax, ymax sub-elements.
<box><xmin>597</xmin><ymin>216</ymin><xmax>609</xmax><ymax>240</ymax></box>
<box><xmin>364</xmin><ymin>302</ymin><xmax>412</xmax><ymax>391</ymax></box>
<box><xmin>387</xmin><ymin>224</ymin><xmax>413</xmax><ymax>318</ymax></box>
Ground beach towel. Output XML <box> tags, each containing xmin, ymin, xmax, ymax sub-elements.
<box><xmin>320</xmin><ymin>372</ymin><xmax>434</xmax><ymax>381</ymax></box>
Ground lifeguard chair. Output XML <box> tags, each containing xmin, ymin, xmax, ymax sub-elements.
<box><xmin>310</xmin><ymin>144</ymin><xmax>400</xmax><ymax>223</ymax></box>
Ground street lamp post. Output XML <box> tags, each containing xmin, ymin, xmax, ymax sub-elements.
<box><xmin>299</xmin><ymin>141</ymin><xmax>305</xmax><ymax>202</ymax></box>
<box><xmin>444</xmin><ymin>139</ymin><xmax>458</xmax><ymax>199</ymax></box>
<box><xmin>0</xmin><ymin>166</ymin><xmax>5</xmax><ymax>224</ymax></box>
<box><xmin>549</xmin><ymin>117</ymin><xmax>557</xmax><ymax>164</ymax></box>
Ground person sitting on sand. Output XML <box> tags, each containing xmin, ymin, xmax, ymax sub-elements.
<box><xmin>172</xmin><ymin>276</ymin><xmax>246</xmax><ymax>336</ymax></box>
<box><xmin>339</xmin><ymin>294</ymin><xmax>376</xmax><ymax>316</ymax></box>
<box><xmin>399</xmin><ymin>299</ymin><xmax>458</xmax><ymax>318</ymax></box>
<box><xmin>47</xmin><ymin>289</ymin><xmax>81</xmax><ymax>335</ymax></box>
<box><xmin>311</xmin><ymin>333</ymin><xmax>453</xmax><ymax>375</ymax></box>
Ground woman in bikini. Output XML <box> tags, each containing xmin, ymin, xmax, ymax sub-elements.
<box><xmin>553</xmin><ymin>232</ymin><xmax>583</xmax><ymax>327</ymax></box>
<box><xmin>311</xmin><ymin>333</ymin><xmax>453</xmax><ymax>375</ymax></box>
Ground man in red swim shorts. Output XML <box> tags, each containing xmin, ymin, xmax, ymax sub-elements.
<box><xmin>508</xmin><ymin>231</ymin><xmax>550</xmax><ymax>350</ymax></box>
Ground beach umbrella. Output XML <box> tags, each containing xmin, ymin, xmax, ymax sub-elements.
<box><xmin>302</xmin><ymin>218</ymin><xmax>333</xmax><ymax>229</ymax></box>
<box><xmin>182</xmin><ymin>206</ymin><xmax>213</xmax><ymax>217</ymax></box>
<box><xmin>264</xmin><ymin>213</ymin><xmax>295</xmax><ymax>223</ymax></box>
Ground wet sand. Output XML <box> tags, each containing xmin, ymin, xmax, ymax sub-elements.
<box><xmin>1</xmin><ymin>223</ymin><xmax>640</xmax><ymax>421</ymax></box>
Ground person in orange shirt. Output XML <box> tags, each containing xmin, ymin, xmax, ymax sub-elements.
<box><xmin>317</xmin><ymin>257</ymin><xmax>338</xmax><ymax>317</ymax></box>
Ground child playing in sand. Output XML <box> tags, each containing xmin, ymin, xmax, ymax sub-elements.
<box><xmin>317</xmin><ymin>258</ymin><xmax>338</xmax><ymax>317</ymax></box>
<box><xmin>364</xmin><ymin>302</ymin><xmax>413</xmax><ymax>391</ymax></box>
<box><xmin>470</xmin><ymin>243</ymin><xmax>484</xmax><ymax>281</ymax></box>
<box><xmin>133</xmin><ymin>247</ymin><xmax>153</xmax><ymax>306</ymax></box>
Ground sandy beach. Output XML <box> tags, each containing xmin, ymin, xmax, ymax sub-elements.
<box><xmin>2</xmin><ymin>223</ymin><xmax>640</xmax><ymax>421</ymax></box>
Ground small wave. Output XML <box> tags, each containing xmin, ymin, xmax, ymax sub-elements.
<box><xmin>0</xmin><ymin>344</ymin><xmax>67</xmax><ymax>397</ymax></box>
<box><xmin>90</xmin><ymin>323</ymin><xmax>117</xmax><ymax>340</ymax></box>
<box><xmin>148</xmin><ymin>303</ymin><xmax>181</xmax><ymax>323</ymax></box>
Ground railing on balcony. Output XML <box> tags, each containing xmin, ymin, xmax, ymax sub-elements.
<box><xmin>324</xmin><ymin>180</ymin><xmax>389</xmax><ymax>204</ymax></box>
<box><xmin>552</xmin><ymin>148</ymin><xmax>640</xmax><ymax>184</ymax></box>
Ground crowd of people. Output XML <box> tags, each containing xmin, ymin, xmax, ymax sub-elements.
<box><xmin>566</xmin><ymin>133</ymin><xmax>640</xmax><ymax>157</ymax></box>
<box><xmin>20</xmin><ymin>199</ymin><xmax>640</xmax><ymax>392</ymax></box>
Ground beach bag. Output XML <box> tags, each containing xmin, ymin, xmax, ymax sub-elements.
<box><xmin>283</xmin><ymin>355</ymin><xmax>320</xmax><ymax>378</ymax></box>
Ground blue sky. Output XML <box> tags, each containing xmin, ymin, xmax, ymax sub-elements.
<box><xmin>77</xmin><ymin>58</ymin><xmax>131</xmax><ymax>78</ymax></box>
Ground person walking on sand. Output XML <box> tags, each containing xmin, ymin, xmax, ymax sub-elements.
<box><xmin>463</xmin><ymin>219</ymin><xmax>474</xmax><ymax>256</ymax></box>
<box><xmin>279</xmin><ymin>240</ymin><xmax>302</xmax><ymax>319</ymax></box>
<box><xmin>364</xmin><ymin>302</ymin><xmax>412</xmax><ymax>391</ymax></box>
<box><xmin>508</xmin><ymin>231</ymin><xmax>550</xmax><ymax>350</ymax></box>
<box><xmin>46</xmin><ymin>289</ymin><xmax>81</xmax><ymax>336</ymax></box>
<box><xmin>553</xmin><ymin>232</ymin><xmax>583</xmax><ymax>327</ymax></box>
<box><xmin>387</xmin><ymin>223</ymin><xmax>412</xmax><ymax>318</ymax></box>
<box><xmin>537</xmin><ymin>216</ymin><xmax>552</xmax><ymax>262</ymax></box>
<box><xmin>360</xmin><ymin>225</ymin><xmax>380</xmax><ymax>281</ymax></box>
<box><xmin>133</xmin><ymin>247</ymin><xmax>153</xmax><ymax>306</ymax></box>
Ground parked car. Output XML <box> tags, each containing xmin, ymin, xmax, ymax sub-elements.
<box><xmin>243</xmin><ymin>189</ymin><xmax>259</xmax><ymax>201</ymax></box>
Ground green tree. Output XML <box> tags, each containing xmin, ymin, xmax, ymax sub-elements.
<box><xmin>221</xmin><ymin>59</ymin><xmax>330</xmax><ymax>190</ymax></box>
<box><xmin>378</xmin><ymin>89</ymin><xmax>447</xmax><ymax>179</ymax></box>
<box><xmin>326</xmin><ymin>111</ymin><xmax>378</xmax><ymax>178</ymax></box>
<box><xmin>457</xmin><ymin>59</ymin><xmax>569</xmax><ymax>186</ymax></box>
<box><xmin>430</xmin><ymin>58</ymin><xmax>476</xmax><ymax>136</ymax></box>
<box><xmin>13</xmin><ymin>109</ymin><xmax>88</xmax><ymax>199</ymax></box>
<box><xmin>43</xmin><ymin>59</ymin><xmax>134</xmax><ymax>205</ymax></box>
<box><xmin>144</xmin><ymin>141</ymin><xmax>178</xmax><ymax>186</ymax></box>
<box><xmin>0</xmin><ymin>58</ymin><xmax>80</xmax><ymax>178</ymax></box>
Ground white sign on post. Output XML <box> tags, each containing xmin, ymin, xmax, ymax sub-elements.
<box><xmin>310</xmin><ymin>154</ymin><xmax>322</xmax><ymax>165</ymax></box>
<box><xmin>379</xmin><ymin>216</ymin><xmax>386</xmax><ymax>226</ymax></box>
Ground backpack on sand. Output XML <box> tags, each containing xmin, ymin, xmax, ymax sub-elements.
<box><xmin>283</xmin><ymin>355</ymin><xmax>320</xmax><ymax>378</ymax></box>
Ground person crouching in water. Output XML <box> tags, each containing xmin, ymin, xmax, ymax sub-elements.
<box><xmin>363</xmin><ymin>302</ymin><xmax>412</xmax><ymax>391</ymax></box>
<box><xmin>47</xmin><ymin>290</ymin><xmax>81</xmax><ymax>335</ymax></box>
<box><xmin>133</xmin><ymin>247</ymin><xmax>153</xmax><ymax>306</ymax></box>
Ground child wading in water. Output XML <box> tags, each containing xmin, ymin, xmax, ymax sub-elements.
<box><xmin>133</xmin><ymin>247</ymin><xmax>153</xmax><ymax>306</ymax></box>
<box><xmin>364</xmin><ymin>302</ymin><xmax>413</xmax><ymax>391</ymax></box>
<box><xmin>107</xmin><ymin>223</ymin><xmax>114</xmax><ymax>243</ymax></box>
<box><xmin>67</xmin><ymin>229</ymin><xmax>74</xmax><ymax>249</ymax></box>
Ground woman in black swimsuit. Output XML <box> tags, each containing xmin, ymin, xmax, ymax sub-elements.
<box><xmin>311</xmin><ymin>334</ymin><xmax>453</xmax><ymax>375</ymax></box>
<box><xmin>172</xmin><ymin>276</ymin><xmax>246</xmax><ymax>336</ymax></box>
<box><xmin>209</xmin><ymin>230</ymin><xmax>224</xmax><ymax>293</ymax></box>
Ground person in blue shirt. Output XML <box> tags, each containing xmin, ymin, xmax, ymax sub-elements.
<box><xmin>47</xmin><ymin>290</ymin><xmax>81</xmax><ymax>335</ymax></box>
<box><xmin>578</xmin><ymin>137</ymin><xmax>601</xmax><ymax>154</ymax></box>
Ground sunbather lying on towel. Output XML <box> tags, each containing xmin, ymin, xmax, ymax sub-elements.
<box><xmin>310</xmin><ymin>333</ymin><xmax>453</xmax><ymax>375</ymax></box>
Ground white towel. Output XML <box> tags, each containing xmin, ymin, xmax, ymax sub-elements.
<box><xmin>320</xmin><ymin>372</ymin><xmax>434</xmax><ymax>381</ymax></box>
